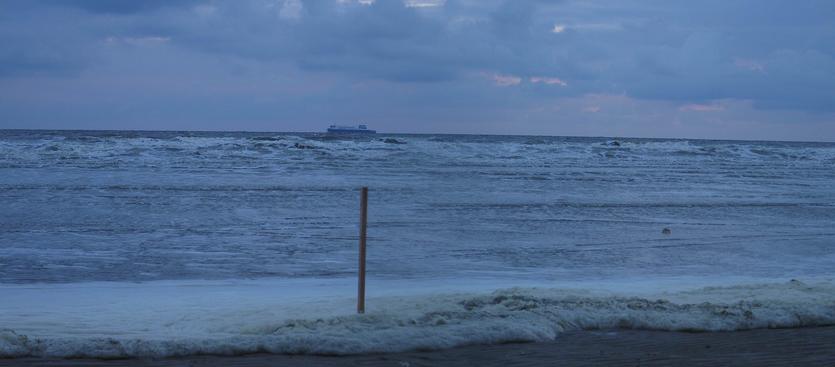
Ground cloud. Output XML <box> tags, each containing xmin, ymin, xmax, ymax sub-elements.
<box><xmin>338</xmin><ymin>0</ymin><xmax>376</xmax><ymax>5</ymax></box>
<box><xmin>492</xmin><ymin>74</ymin><xmax>522</xmax><ymax>86</ymax></box>
<box><xmin>679</xmin><ymin>103</ymin><xmax>725</xmax><ymax>112</ymax></box>
<box><xmin>530</xmin><ymin>77</ymin><xmax>567</xmax><ymax>86</ymax></box>
<box><xmin>5</xmin><ymin>0</ymin><xmax>833</xmax><ymax>107</ymax></box>
<box><xmin>39</xmin><ymin>0</ymin><xmax>202</xmax><ymax>14</ymax></box>
<box><xmin>279</xmin><ymin>0</ymin><xmax>303</xmax><ymax>20</ymax></box>
<box><xmin>1</xmin><ymin>0</ymin><xmax>835</xmax><ymax>139</ymax></box>
<box><xmin>104</xmin><ymin>36</ymin><xmax>171</xmax><ymax>46</ymax></box>
<box><xmin>405</xmin><ymin>0</ymin><xmax>445</xmax><ymax>8</ymax></box>
<box><xmin>733</xmin><ymin>58</ymin><xmax>765</xmax><ymax>72</ymax></box>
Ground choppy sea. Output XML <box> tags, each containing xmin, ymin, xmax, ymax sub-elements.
<box><xmin>2</xmin><ymin>130</ymin><xmax>834</xmax><ymax>358</ymax></box>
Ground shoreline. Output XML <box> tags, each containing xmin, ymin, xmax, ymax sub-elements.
<box><xmin>6</xmin><ymin>326</ymin><xmax>835</xmax><ymax>367</ymax></box>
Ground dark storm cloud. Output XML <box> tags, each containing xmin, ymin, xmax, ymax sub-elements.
<box><xmin>158</xmin><ymin>0</ymin><xmax>835</xmax><ymax>111</ymax></box>
<box><xmin>1</xmin><ymin>0</ymin><xmax>835</xmax><ymax>139</ymax></box>
<box><xmin>39</xmin><ymin>0</ymin><xmax>203</xmax><ymax>14</ymax></box>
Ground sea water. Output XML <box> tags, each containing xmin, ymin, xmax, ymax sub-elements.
<box><xmin>1</xmin><ymin>130</ymin><xmax>834</xmax><ymax>357</ymax></box>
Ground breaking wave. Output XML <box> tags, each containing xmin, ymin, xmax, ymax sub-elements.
<box><xmin>2</xmin><ymin>132</ymin><xmax>835</xmax><ymax>170</ymax></box>
<box><xmin>2</xmin><ymin>279</ymin><xmax>834</xmax><ymax>359</ymax></box>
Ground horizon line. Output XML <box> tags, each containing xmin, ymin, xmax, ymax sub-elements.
<box><xmin>0</xmin><ymin>127</ymin><xmax>833</xmax><ymax>144</ymax></box>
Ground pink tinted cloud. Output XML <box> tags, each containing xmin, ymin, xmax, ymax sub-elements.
<box><xmin>530</xmin><ymin>76</ymin><xmax>568</xmax><ymax>86</ymax></box>
<box><xmin>492</xmin><ymin>74</ymin><xmax>521</xmax><ymax>87</ymax></box>
<box><xmin>679</xmin><ymin>103</ymin><xmax>725</xmax><ymax>112</ymax></box>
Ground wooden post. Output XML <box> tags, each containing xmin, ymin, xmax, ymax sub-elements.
<box><xmin>357</xmin><ymin>186</ymin><xmax>368</xmax><ymax>314</ymax></box>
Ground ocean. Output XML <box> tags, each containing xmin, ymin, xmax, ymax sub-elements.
<box><xmin>2</xmin><ymin>130</ymin><xmax>835</xmax><ymax>358</ymax></box>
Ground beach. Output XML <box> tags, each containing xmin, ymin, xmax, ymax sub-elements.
<box><xmin>6</xmin><ymin>327</ymin><xmax>835</xmax><ymax>367</ymax></box>
<box><xmin>4</xmin><ymin>0</ymin><xmax>835</xmax><ymax>365</ymax></box>
<box><xmin>2</xmin><ymin>132</ymin><xmax>835</xmax><ymax>364</ymax></box>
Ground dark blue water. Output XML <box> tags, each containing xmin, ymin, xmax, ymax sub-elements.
<box><xmin>2</xmin><ymin>130</ymin><xmax>834</xmax><ymax>284</ymax></box>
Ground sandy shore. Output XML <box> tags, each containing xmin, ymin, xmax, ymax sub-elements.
<box><xmin>5</xmin><ymin>327</ymin><xmax>835</xmax><ymax>367</ymax></box>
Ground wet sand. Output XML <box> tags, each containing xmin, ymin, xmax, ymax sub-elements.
<box><xmin>6</xmin><ymin>327</ymin><xmax>835</xmax><ymax>367</ymax></box>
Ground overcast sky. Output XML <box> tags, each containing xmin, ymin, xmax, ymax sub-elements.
<box><xmin>1</xmin><ymin>0</ymin><xmax>835</xmax><ymax>141</ymax></box>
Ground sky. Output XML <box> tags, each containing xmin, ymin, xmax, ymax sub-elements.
<box><xmin>1</xmin><ymin>0</ymin><xmax>835</xmax><ymax>141</ymax></box>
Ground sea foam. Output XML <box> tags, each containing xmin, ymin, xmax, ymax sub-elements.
<box><xmin>2</xmin><ymin>279</ymin><xmax>834</xmax><ymax>359</ymax></box>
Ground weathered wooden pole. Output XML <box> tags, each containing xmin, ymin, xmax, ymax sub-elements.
<box><xmin>357</xmin><ymin>186</ymin><xmax>368</xmax><ymax>314</ymax></box>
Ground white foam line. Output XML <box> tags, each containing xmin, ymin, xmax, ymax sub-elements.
<box><xmin>2</xmin><ymin>277</ymin><xmax>835</xmax><ymax>358</ymax></box>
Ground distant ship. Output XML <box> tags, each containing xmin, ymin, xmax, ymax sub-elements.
<box><xmin>326</xmin><ymin>124</ymin><xmax>376</xmax><ymax>134</ymax></box>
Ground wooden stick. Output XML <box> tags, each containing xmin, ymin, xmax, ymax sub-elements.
<box><xmin>357</xmin><ymin>186</ymin><xmax>368</xmax><ymax>314</ymax></box>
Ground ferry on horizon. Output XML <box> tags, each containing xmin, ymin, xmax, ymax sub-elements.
<box><xmin>326</xmin><ymin>124</ymin><xmax>376</xmax><ymax>134</ymax></box>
